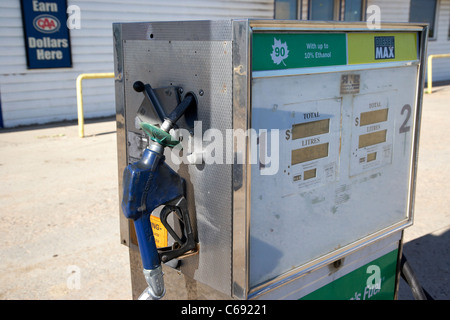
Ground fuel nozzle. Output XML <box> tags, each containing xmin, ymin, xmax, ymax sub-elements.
<box><xmin>122</xmin><ymin>81</ymin><xmax>197</xmax><ymax>300</ymax></box>
<box><xmin>138</xmin><ymin>266</ymin><xmax>165</xmax><ymax>300</ymax></box>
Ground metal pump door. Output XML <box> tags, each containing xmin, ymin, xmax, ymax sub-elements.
<box><xmin>114</xmin><ymin>20</ymin><xmax>428</xmax><ymax>300</ymax></box>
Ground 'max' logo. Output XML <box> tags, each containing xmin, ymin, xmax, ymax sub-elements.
<box><xmin>374</xmin><ymin>36</ymin><xmax>395</xmax><ymax>60</ymax></box>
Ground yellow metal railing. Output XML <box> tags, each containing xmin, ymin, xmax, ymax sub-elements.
<box><xmin>76</xmin><ymin>72</ymin><xmax>115</xmax><ymax>138</ymax></box>
<box><xmin>427</xmin><ymin>54</ymin><xmax>450</xmax><ymax>94</ymax></box>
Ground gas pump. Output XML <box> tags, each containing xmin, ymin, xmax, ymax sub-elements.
<box><xmin>114</xmin><ymin>20</ymin><xmax>429</xmax><ymax>300</ymax></box>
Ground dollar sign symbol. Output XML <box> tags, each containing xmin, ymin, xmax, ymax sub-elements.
<box><xmin>285</xmin><ymin>129</ymin><xmax>291</xmax><ymax>140</ymax></box>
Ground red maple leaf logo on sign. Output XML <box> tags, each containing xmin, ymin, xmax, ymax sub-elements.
<box><xmin>271</xmin><ymin>38</ymin><xmax>289</xmax><ymax>66</ymax></box>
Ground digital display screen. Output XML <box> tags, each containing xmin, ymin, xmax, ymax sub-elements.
<box><xmin>367</xmin><ymin>152</ymin><xmax>377</xmax><ymax>162</ymax></box>
<box><xmin>358</xmin><ymin>130</ymin><xmax>387</xmax><ymax>148</ymax></box>
<box><xmin>292</xmin><ymin>143</ymin><xmax>329</xmax><ymax>165</ymax></box>
<box><xmin>304</xmin><ymin>168</ymin><xmax>317</xmax><ymax>180</ymax></box>
<box><xmin>360</xmin><ymin>108</ymin><xmax>388</xmax><ymax>126</ymax></box>
<box><xmin>292</xmin><ymin>119</ymin><xmax>330</xmax><ymax>140</ymax></box>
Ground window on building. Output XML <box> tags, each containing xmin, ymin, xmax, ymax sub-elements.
<box><xmin>275</xmin><ymin>0</ymin><xmax>298</xmax><ymax>20</ymax></box>
<box><xmin>310</xmin><ymin>0</ymin><xmax>335</xmax><ymax>20</ymax></box>
<box><xmin>273</xmin><ymin>0</ymin><xmax>365</xmax><ymax>21</ymax></box>
<box><xmin>344</xmin><ymin>0</ymin><xmax>363</xmax><ymax>21</ymax></box>
<box><xmin>409</xmin><ymin>0</ymin><xmax>438</xmax><ymax>39</ymax></box>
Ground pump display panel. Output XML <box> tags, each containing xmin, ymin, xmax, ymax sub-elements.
<box><xmin>249</xmin><ymin>31</ymin><xmax>420</xmax><ymax>288</ymax></box>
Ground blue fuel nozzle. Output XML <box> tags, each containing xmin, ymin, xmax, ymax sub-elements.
<box><xmin>121</xmin><ymin>82</ymin><xmax>197</xmax><ymax>299</ymax></box>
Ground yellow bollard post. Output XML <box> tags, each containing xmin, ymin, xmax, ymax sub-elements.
<box><xmin>76</xmin><ymin>74</ymin><xmax>85</xmax><ymax>137</ymax></box>
<box><xmin>426</xmin><ymin>54</ymin><xmax>450</xmax><ymax>94</ymax></box>
<box><xmin>427</xmin><ymin>55</ymin><xmax>433</xmax><ymax>94</ymax></box>
<box><xmin>76</xmin><ymin>73</ymin><xmax>115</xmax><ymax>138</ymax></box>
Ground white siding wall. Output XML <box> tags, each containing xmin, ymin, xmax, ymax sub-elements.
<box><xmin>367</xmin><ymin>0</ymin><xmax>450</xmax><ymax>82</ymax></box>
<box><xmin>367</xmin><ymin>0</ymin><xmax>410</xmax><ymax>22</ymax></box>
<box><xmin>428</xmin><ymin>0</ymin><xmax>450</xmax><ymax>82</ymax></box>
<box><xmin>0</xmin><ymin>0</ymin><xmax>274</xmax><ymax>128</ymax></box>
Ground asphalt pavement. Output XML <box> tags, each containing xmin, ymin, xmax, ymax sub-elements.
<box><xmin>0</xmin><ymin>85</ymin><xmax>449</xmax><ymax>300</ymax></box>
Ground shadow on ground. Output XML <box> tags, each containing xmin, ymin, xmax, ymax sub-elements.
<box><xmin>398</xmin><ymin>228</ymin><xmax>450</xmax><ymax>300</ymax></box>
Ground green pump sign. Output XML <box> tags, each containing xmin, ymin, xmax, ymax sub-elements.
<box><xmin>252</xmin><ymin>33</ymin><xmax>347</xmax><ymax>71</ymax></box>
<box><xmin>252</xmin><ymin>32</ymin><xmax>417</xmax><ymax>72</ymax></box>
<box><xmin>301</xmin><ymin>250</ymin><xmax>398</xmax><ymax>300</ymax></box>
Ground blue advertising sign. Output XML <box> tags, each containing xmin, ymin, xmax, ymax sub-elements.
<box><xmin>20</xmin><ymin>0</ymin><xmax>72</xmax><ymax>69</ymax></box>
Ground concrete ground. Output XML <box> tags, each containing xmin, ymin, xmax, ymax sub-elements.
<box><xmin>0</xmin><ymin>86</ymin><xmax>449</xmax><ymax>300</ymax></box>
<box><xmin>397</xmin><ymin>84</ymin><xmax>450</xmax><ymax>300</ymax></box>
<box><xmin>0</xmin><ymin>118</ymin><xmax>131</xmax><ymax>299</ymax></box>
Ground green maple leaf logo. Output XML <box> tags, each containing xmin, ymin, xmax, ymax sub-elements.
<box><xmin>271</xmin><ymin>38</ymin><xmax>289</xmax><ymax>66</ymax></box>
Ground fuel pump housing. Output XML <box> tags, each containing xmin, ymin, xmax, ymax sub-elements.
<box><xmin>114</xmin><ymin>20</ymin><xmax>428</xmax><ymax>300</ymax></box>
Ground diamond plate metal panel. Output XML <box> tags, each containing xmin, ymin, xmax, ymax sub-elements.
<box><xmin>122</xmin><ymin>36</ymin><xmax>233</xmax><ymax>295</ymax></box>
